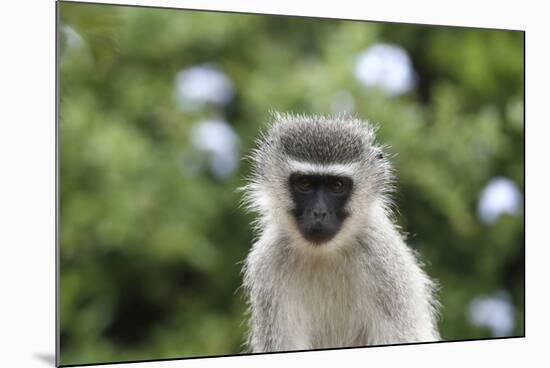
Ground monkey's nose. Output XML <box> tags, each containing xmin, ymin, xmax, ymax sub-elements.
<box><xmin>312</xmin><ymin>210</ymin><xmax>328</xmax><ymax>220</ymax></box>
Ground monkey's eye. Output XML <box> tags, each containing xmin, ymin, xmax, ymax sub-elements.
<box><xmin>328</xmin><ymin>178</ymin><xmax>346</xmax><ymax>194</ymax></box>
<box><xmin>376</xmin><ymin>152</ymin><xmax>384</xmax><ymax>160</ymax></box>
<box><xmin>295</xmin><ymin>177</ymin><xmax>313</xmax><ymax>192</ymax></box>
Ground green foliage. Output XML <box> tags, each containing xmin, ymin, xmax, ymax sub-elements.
<box><xmin>59</xmin><ymin>2</ymin><xmax>524</xmax><ymax>365</ymax></box>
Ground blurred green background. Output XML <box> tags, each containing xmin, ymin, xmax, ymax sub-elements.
<box><xmin>59</xmin><ymin>2</ymin><xmax>524</xmax><ymax>366</ymax></box>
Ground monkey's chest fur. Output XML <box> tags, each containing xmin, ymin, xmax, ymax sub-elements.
<box><xmin>281</xmin><ymin>255</ymin><xmax>370</xmax><ymax>349</ymax></box>
<box><xmin>247</xmin><ymin>242</ymin><xmax>373</xmax><ymax>350</ymax></box>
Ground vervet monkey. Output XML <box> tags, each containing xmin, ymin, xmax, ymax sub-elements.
<box><xmin>241</xmin><ymin>113</ymin><xmax>440</xmax><ymax>352</ymax></box>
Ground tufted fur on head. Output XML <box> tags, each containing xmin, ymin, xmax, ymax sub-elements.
<box><xmin>240</xmin><ymin>112</ymin><xmax>440</xmax><ymax>352</ymax></box>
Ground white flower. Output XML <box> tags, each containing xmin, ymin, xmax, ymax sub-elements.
<box><xmin>468</xmin><ymin>291</ymin><xmax>515</xmax><ymax>337</ymax></box>
<box><xmin>190</xmin><ymin>119</ymin><xmax>240</xmax><ymax>179</ymax></box>
<box><xmin>175</xmin><ymin>64</ymin><xmax>234</xmax><ymax>112</ymax></box>
<box><xmin>354</xmin><ymin>43</ymin><xmax>416</xmax><ymax>96</ymax></box>
<box><xmin>477</xmin><ymin>177</ymin><xmax>522</xmax><ymax>224</ymax></box>
<box><xmin>62</xmin><ymin>25</ymin><xmax>85</xmax><ymax>49</ymax></box>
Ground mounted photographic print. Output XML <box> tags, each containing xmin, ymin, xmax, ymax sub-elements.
<box><xmin>57</xmin><ymin>1</ymin><xmax>525</xmax><ymax>366</ymax></box>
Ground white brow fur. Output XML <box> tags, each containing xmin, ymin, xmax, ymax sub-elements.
<box><xmin>288</xmin><ymin>159</ymin><xmax>360</xmax><ymax>177</ymax></box>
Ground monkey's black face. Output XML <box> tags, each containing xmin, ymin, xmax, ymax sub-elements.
<box><xmin>288</xmin><ymin>173</ymin><xmax>353</xmax><ymax>244</ymax></box>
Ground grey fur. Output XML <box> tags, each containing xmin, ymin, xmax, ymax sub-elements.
<box><xmin>241</xmin><ymin>112</ymin><xmax>440</xmax><ymax>352</ymax></box>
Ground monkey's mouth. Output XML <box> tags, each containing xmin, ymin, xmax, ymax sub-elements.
<box><xmin>300</xmin><ymin>223</ymin><xmax>339</xmax><ymax>245</ymax></box>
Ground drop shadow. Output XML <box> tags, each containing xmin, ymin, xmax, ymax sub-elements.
<box><xmin>34</xmin><ymin>353</ymin><xmax>56</xmax><ymax>366</ymax></box>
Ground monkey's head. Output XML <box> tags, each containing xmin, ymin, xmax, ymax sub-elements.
<box><xmin>243</xmin><ymin>112</ymin><xmax>394</xmax><ymax>249</ymax></box>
